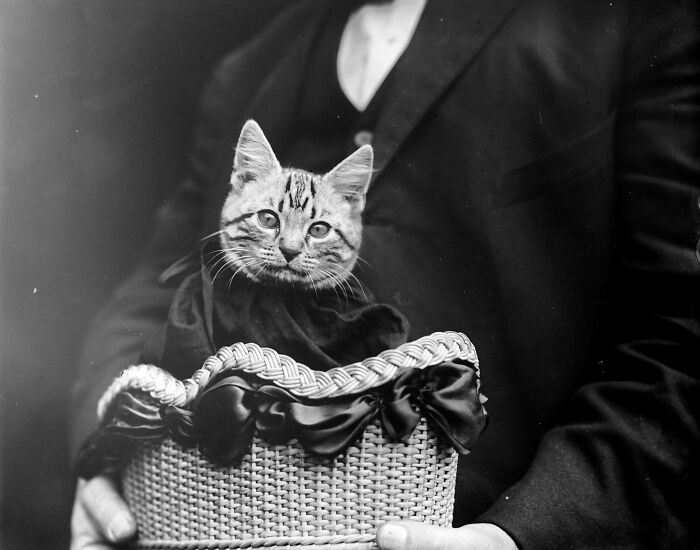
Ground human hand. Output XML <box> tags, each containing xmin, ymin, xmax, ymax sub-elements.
<box><xmin>377</xmin><ymin>521</ymin><xmax>518</xmax><ymax>550</ymax></box>
<box><xmin>70</xmin><ymin>475</ymin><xmax>136</xmax><ymax>549</ymax></box>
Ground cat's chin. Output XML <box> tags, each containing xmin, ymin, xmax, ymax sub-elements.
<box><xmin>243</xmin><ymin>264</ymin><xmax>314</xmax><ymax>289</ymax></box>
<box><xmin>241</xmin><ymin>264</ymin><xmax>344</xmax><ymax>292</ymax></box>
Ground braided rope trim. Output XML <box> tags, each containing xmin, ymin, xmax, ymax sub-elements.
<box><xmin>97</xmin><ymin>331</ymin><xmax>478</xmax><ymax>421</ymax></box>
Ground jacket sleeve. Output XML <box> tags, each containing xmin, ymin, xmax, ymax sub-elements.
<box><xmin>68</xmin><ymin>0</ymin><xmax>324</xmax><ymax>463</ymax></box>
<box><xmin>69</xmin><ymin>43</ymin><xmax>256</xmax><ymax>458</ymax></box>
<box><xmin>478</xmin><ymin>2</ymin><xmax>700</xmax><ymax>548</ymax></box>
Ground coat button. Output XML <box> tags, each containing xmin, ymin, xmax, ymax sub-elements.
<box><xmin>353</xmin><ymin>130</ymin><xmax>374</xmax><ymax>147</ymax></box>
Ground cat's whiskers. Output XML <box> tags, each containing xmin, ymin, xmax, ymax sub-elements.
<box><xmin>211</xmin><ymin>249</ymin><xmax>253</xmax><ymax>283</ymax></box>
<box><xmin>210</xmin><ymin>259</ymin><xmax>234</xmax><ymax>282</ymax></box>
<box><xmin>354</xmin><ymin>255</ymin><xmax>371</xmax><ymax>267</ymax></box>
<box><xmin>216</xmin><ymin>245</ymin><xmax>252</xmax><ymax>253</ymax></box>
<box><xmin>314</xmin><ymin>266</ymin><xmax>348</xmax><ymax>305</ymax></box>
<box><xmin>224</xmin><ymin>256</ymin><xmax>260</xmax><ymax>287</ymax></box>
<box><xmin>205</xmin><ymin>254</ymin><xmax>236</xmax><ymax>275</ymax></box>
<box><xmin>312</xmin><ymin>262</ymin><xmax>345</xmax><ymax>288</ymax></box>
<box><xmin>211</xmin><ymin>258</ymin><xmax>232</xmax><ymax>284</ymax></box>
<box><xmin>227</xmin><ymin>258</ymin><xmax>262</xmax><ymax>293</ymax></box>
<box><xmin>251</xmin><ymin>261</ymin><xmax>270</xmax><ymax>283</ymax></box>
<box><xmin>328</xmin><ymin>262</ymin><xmax>368</xmax><ymax>303</ymax></box>
<box><xmin>205</xmin><ymin>246</ymin><xmax>256</xmax><ymax>276</ymax></box>
<box><xmin>317</xmin><ymin>268</ymin><xmax>342</xmax><ymax>302</ymax></box>
<box><xmin>199</xmin><ymin>229</ymin><xmax>226</xmax><ymax>242</ymax></box>
<box><xmin>326</xmin><ymin>265</ymin><xmax>359</xmax><ymax>305</ymax></box>
<box><xmin>301</xmin><ymin>267</ymin><xmax>320</xmax><ymax>298</ymax></box>
<box><xmin>204</xmin><ymin>246</ymin><xmax>250</xmax><ymax>270</ymax></box>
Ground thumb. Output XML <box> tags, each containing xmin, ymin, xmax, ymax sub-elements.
<box><xmin>377</xmin><ymin>521</ymin><xmax>517</xmax><ymax>550</ymax></box>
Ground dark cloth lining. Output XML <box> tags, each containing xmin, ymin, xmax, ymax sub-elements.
<box><xmin>140</xmin><ymin>242</ymin><xmax>410</xmax><ymax>379</ymax></box>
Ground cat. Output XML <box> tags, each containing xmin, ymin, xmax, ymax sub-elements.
<box><xmin>75</xmin><ymin>121</ymin><xmax>415</xmax><ymax>475</ymax></box>
<box><xmin>136</xmin><ymin>119</ymin><xmax>406</xmax><ymax>378</ymax></box>
<box><xmin>217</xmin><ymin>119</ymin><xmax>374</xmax><ymax>292</ymax></box>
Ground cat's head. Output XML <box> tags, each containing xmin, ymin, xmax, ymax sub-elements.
<box><xmin>218</xmin><ymin>120</ymin><xmax>373</xmax><ymax>290</ymax></box>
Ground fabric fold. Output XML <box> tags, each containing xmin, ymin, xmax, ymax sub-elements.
<box><xmin>193</xmin><ymin>376</ymin><xmax>258</xmax><ymax>464</ymax></box>
<box><xmin>75</xmin><ymin>391</ymin><xmax>166</xmax><ymax>478</ymax></box>
<box><xmin>418</xmin><ymin>360</ymin><xmax>488</xmax><ymax>453</ymax></box>
<box><xmin>289</xmin><ymin>393</ymin><xmax>379</xmax><ymax>459</ymax></box>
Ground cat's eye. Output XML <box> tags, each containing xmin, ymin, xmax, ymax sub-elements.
<box><xmin>257</xmin><ymin>210</ymin><xmax>279</xmax><ymax>229</ymax></box>
<box><xmin>308</xmin><ymin>222</ymin><xmax>331</xmax><ymax>238</ymax></box>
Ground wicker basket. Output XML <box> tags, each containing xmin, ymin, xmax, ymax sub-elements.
<box><xmin>123</xmin><ymin>420</ymin><xmax>456</xmax><ymax>549</ymax></box>
<box><xmin>95</xmin><ymin>331</ymin><xmax>482</xmax><ymax>550</ymax></box>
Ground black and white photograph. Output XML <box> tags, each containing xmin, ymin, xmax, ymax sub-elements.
<box><xmin>1</xmin><ymin>1</ymin><xmax>698</xmax><ymax>549</ymax></box>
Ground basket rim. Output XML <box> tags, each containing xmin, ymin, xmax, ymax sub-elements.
<box><xmin>97</xmin><ymin>331</ymin><xmax>478</xmax><ymax>421</ymax></box>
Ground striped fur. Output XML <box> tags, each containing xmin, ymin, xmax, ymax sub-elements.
<box><xmin>217</xmin><ymin>120</ymin><xmax>373</xmax><ymax>292</ymax></box>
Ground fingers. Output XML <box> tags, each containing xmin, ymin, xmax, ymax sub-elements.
<box><xmin>82</xmin><ymin>476</ymin><xmax>136</xmax><ymax>543</ymax></box>
<box><xmin>70</xmin><ymin>492</ymin><xmax>116</xmax><ymax>550</ymax></box>
<box><xmin>70</xmin><ymin>476</ymin><xmax>136</xmax><ymax>549</ymax></box>
<box><xmin>377</xmin><ymin>521</ymin><xmax>518</xmax><ymax>550</ymax></box>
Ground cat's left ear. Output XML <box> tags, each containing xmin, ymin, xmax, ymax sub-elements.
<box><xmin>324</xmin><ymin>144</ymin><xmax>373</xmax><ymax>208</ymax></box>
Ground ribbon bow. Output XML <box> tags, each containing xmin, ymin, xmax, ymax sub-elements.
<box><xmin>76</xmin><ymin>361</ymin><xmax>487</xmax><ymax>476</ymax></box>
<box><xmin>178</xmin><ymin>360</ymin><xmax>486</xmax><ymax>464</ymax></box>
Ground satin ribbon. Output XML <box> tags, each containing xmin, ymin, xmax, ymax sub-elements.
<box><xmin>75</xmin><ymin>392</ymin><xmax>167</xmax><ymax>478</ymax></box>
<box><xmin>381</xmin><ymin>361</ymin><xmax>487</xmax><ymax>453</ymax></box>
<box><xmin>177</xmin><ymin>360</ymin><xmax>487</xmax><ymax>464</ymax></box>
<box><xmin>76</xmin><ymin>361</ymin><xmax>487</xmax><ymax>476</ymax></box>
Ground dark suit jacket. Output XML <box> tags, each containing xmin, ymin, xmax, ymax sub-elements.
<box><xmin>72</xmin><ymin>1</ymin><xmax>700</xmax><ymax>548</ymax></box>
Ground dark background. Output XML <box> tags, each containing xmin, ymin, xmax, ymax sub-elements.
<box><xmin>0</xmin><ymin>2</ymin><xmax>291</xmax><ymax>548</ymax></box>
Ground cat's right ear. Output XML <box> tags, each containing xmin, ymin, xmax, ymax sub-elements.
<box><xmin>232</xmin><ymin>120</ymin><xmax>281</xmax><ymax>187</ymax></box>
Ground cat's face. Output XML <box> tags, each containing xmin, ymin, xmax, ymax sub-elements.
<box><xmin>218</xmin><ymin>120</ymin><xmax>373</xmax><ymax>290</ymax></box>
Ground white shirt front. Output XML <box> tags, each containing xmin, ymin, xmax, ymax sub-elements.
<box><xmin>337</xmin><ymin>0</ymin><xmax>427</xmax><ymax>111</ymax></box>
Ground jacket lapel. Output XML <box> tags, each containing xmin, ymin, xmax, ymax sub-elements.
<box><xmin>372</xmin><ymin>0</ymin><xmax>522</xmax><ymax>178</ymax></box>
<box><xmin>211</xmin><ymin>0</ymin><xmax>522</xmax><ymax>210</ymax></box>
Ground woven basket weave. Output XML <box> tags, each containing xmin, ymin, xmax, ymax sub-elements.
<box><xmin>100</xmin><ymin>332</ymin><xmax>479</xmax><ymax>550</ymax></box>
<box><xmin>123</xmin><ymin>421</ymin><xmax>456</xmax><ymax>549</ymax></box>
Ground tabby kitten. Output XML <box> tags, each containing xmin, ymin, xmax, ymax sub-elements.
<box><xmin>219</xmin><ymin>120</ymin><xmax>373</xmax><ymax>291</ymax></box>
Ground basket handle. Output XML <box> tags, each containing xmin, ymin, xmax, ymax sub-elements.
<box><xmin>97</xmin><ymin>331</ymin><xmax>478</xmax><ymax>421</ymax></box>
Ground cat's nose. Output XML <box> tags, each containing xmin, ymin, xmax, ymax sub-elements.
<box><xmin>280</xmin><ymin>246</ymin><xmax>301</xmax><ymax>263</ymax></box>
